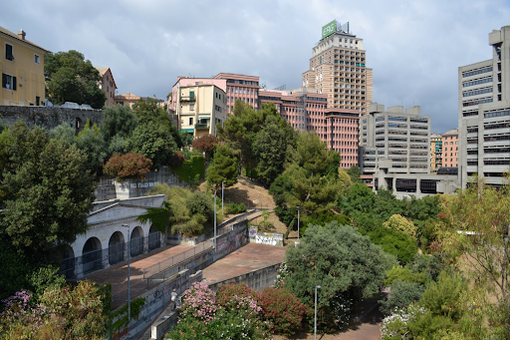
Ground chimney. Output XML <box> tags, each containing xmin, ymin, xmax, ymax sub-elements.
<box><xmin>17</xmin><ymin>29</ymin><xmax>26</xmax><ymax>40</ymax></box>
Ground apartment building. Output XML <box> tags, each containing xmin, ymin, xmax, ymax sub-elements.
<box><xmin>260</xmin><ymin>87</ymin><xmax>359</xmax><ymax>169</ymax></box>
<box><xmin>442</xmin><ymin>128</ymin><xmax>458</xmax><ymax>168</ymax></box>
<box><xmin>1</xmin><ymin>26</ymin><xmax>47</xmax><ymax>106</ymax></box>
<box><xmin>459</xmin><ymin>26</ymin><xmax>510</xmax><ymax>188</ymax></box>
<box><xmin>430</xmin><ymin>133</ymin><xmax>443</xmax><ymax>172</ymax></box>
<box><xmin>302</xmin><ymin>21</ymin><xmax>373</xmax><ymax>114</ymax></box>
<box><xmin>214</xmin><ymin>73</ymin><xmax>260</xmax><ymax>114</ymax></box>
<box><xmin>170</xmin><ymin>78</ymin><xmax>226</xmax><ymax>138</ymax></box>
<box><xmin>114</xmin><ymin>92</ymin><xmax>141</xmax><ymax>108</ymax></box>
<box><xmin>359</xmin><ymin>103</ymin><xmax>430</xmax><ymax>178</ymax></box>
<box><xmin>96</xmin><ymin>67</ymin><xmax>117</xmax><ymax>106</ymax></box>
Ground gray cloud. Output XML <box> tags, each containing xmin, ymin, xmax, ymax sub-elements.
<box><xmin>2</xmin><ymin>0</ymin><xmax>509</xmax><ymax>132</ymax></box>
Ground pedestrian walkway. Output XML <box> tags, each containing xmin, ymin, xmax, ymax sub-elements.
<box><xmin>84</xmin><ymin>244</ymin><xmax>193</xmax><ymax>309</ymax></box>
<box><xmin>202</xmin><ymin>243</ymin><xmax>286</xmax><ymax>286</ymax></box>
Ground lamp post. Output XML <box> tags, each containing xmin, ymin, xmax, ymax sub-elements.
<box><xmin>222</xmin><ymin>180</ymin><xmax>225</xmax><ymax>215</ymax></box>
<box><xmin>315</xmin><ymin>285</ymin><xmax>321</xmax><ymax>340</ymax></box>
<box><xmin>213</xmin><ymin>190</ymin><xmax>217</xmax><ymax>250</ymax></box>
<box><xmin>296</xmin><ymin>206</ymin><xmax>300</xmax><ymax>241</ymax></box>
<box><xmin>121</xmin><ymin>224</ymin><xmax>131</xmax><ymax>323</ymax></box>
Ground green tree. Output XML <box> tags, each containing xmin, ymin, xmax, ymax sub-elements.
<box><xmin>45</xmin><ymin>50</ymin><xmax>106</xmax><ymax>109</ymax></box>
<box><xmin>75</xmin><ymin>121</ymin><xmax>107</xmax><ymax>177</ymax></box>
<box><xmin>368</xmin><ymin>227</ymin><xmax>418</xmax><ymax>265</ymax></box>
<box><xmin>0</xmin><ymin>120</ymin><xmax>95</xmax><ymax>259</ymax></box>
<box><xmin>254</xmin><ymin>115</ymin><xmax>295</xmax><ymax>184</ymax></box>
<box><xmin>437</xmin><ymin>179</ymin><xmax>510</xmax><ymax>315</ymax></box>
<box><xmin>383</xmin><ymin>214</ymin><xmax>418</xmax><ymax>238</ymax></box>
<box><xmin>206</xmin><ymin>144</ymin><xmax>237</xmax><ymax>192</ymax></box>
<box><xmin>284</xmin><ymin>222</ymin><xmax>396</xmax><ymax>330</ymax></box>
<box><xmin>347</xmin><ymin>165</ymin><xmax>362</xmax><ymax>183</ymax></box>
<box><xmin>130</xmin><ymin>121</ymin><xmax>177</xmax><ymax>168</ymax></box>
<box><xmin>380</xmin><ymin>280</ymin><xmax>424</xmax><ymax>315</ymax></box>
<box><xmin>100</xmin><ymin>105</ymin><xmax>137</xmax><ymax>142</ymax></box>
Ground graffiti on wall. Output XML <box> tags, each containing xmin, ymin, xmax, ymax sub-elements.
<box><xmin>249</xmin><ymin>226</ymin><xmax>283</xmax><ymax>247</ymax></box>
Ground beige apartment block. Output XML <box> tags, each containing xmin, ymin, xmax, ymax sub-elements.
<box><xmin>174</xmin><ymin>82</ymin><xmax>226</xmax><ymax>138</ymax></box>
<box><xmin>96</xmin><ymin>67</ymin><xmax>117</xmax><ymax>106</ymax></box>
<box><xmin>430</xmin><ymin>133</ymin><xmax>443</xmax><ymax>172</ymax></box>
<box><xmin>114</xmin><ymin>92</ymin><xmax>141</xmax><ymax>108</ymax></box>
<box><xmin>302</xmin><ymin>21</ymin><xmax>373</xmax><ymax>115</ymax></box>
<box><xmin>1</xmin><ymin>26</ymin><xmax>47</xmax><ymax>106</ymax></box>
<box><xmin>459</xmin><ymin>26</ymin><xmax>510</xmax><ymax>188</ymax></box>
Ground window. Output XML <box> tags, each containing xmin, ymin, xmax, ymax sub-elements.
<box><xmin>2</xmin><ymin>73</ymin><xmax>16</xmax><ymax>90</ymax></box>
<box><xmin>36</xmin><ymin>96</ymin><xmax>40</xmax><ymax>106</ymax></box>
<box><xmin>189</xmin><ymin>117</ymin><xmax>193</xmax><ymax>125</ymax></box>
<box><xmin>34</xmin><ymin>54</ymin><xmax>40</xmax><ymax>64</ymax></box>
<box><xmin>5</xmin><ymin>44</ymin><xmax>13</xmax><ymax>61</ymax></box>
<box><xmin>190</xmin><ymin>104</ymin><xmax>195</xmax><ymax>111</ymax></box>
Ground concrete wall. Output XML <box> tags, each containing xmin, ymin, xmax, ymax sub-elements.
<box><xmin>208</xmin><ymin>262</ymin><xmax>281</xmax><ymax>292</ymax></box>
<box><xmin>111</xmin><ymin>269</ymin><xmax>203</xmax><ymax>340</ymax></box>
<box><xmin>0</xmin><ymin>105</ymin><xmax>103</xmax><ymax>131</ymax></box>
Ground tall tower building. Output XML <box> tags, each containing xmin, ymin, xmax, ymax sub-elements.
<box><xmin>302</xmin><ymin>21</ymin><xmax>373</xmax><ymax>114</ymax></box>
<box><xmin>459</xmin><ymin>26</ymin><xmax>510</xmax><ymax>188</ymax></box>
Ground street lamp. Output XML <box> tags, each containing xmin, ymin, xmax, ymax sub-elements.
<box><xmin>296</xmin><ymin>206</ymin><xmax>300</xmax><ymax>241</ymax></box>
<box><xmin>121</xmin><ymin>224</ymin><xmax>131</xmax><ymax>323</ymax></box>
<box><xmin>315</xmin><ymin>285</ymin><xmax>321</xmax><ymax>340</ymax></box>
<box><xmin>213</xmin><ymin>190</ymin><xmax>217</xmax><ymax>250</ymax></box>
<box><xmin>222</xmin><ymin>180</ymin><xmax>225</xmax><ymax>215</ymax></box>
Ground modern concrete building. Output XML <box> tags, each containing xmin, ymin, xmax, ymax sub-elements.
<box><xmin>1</xmin><ymin>26</ymin><xmax>47</xmax><ymax>106</ymax></box>
<box><xmin>169</xmin><ymin>78</ymin><xmax>226</xmax><ymax>138</ymax></box>
<box><xmin>359</xmin><ymin>103</ymin><xmax>430</xmax><ymax>180</ymax></box>
<box><xmin>459</xmin><ymin>26</ymin><xmax>510</xmax><ymax>188</ymax></box>
<box><xmin>96</xmin><ymin>67</ymin><xmax>117</xmax><ymax>106</ymax></box>
<box><xmin>260</xmin><ymin>87</ymin><xmax>359</xmax><ymax>169</ymax></box>
<box><xmin>442</xmin><ymin>128</ymin><xmax>459</xmax><ymax>168</ymax></box>
<box><xmin>302</xmin><ymin>21</ymin><xmax>373</xmax><ymax>114</ymax></box>
<box><xmin>430</xmin><ymin>133</ymin><xmax>443</xmax><ymax>172</ymax></box>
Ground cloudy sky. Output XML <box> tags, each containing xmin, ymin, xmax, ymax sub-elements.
<box><xmin>2</xmin><ymin>0</ymin><xmax>509</xmax><ymax>132</ymax></box>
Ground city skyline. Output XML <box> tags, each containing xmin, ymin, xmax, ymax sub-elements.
<box><xmin>2</xmin><ymin>0</ymin><xmax>510</xmax><ymax>132</ymax></box>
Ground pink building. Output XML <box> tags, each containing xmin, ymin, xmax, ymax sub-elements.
<box><xmin>260</xmin><ymin>88</ymin><xmax>359</xmax><ymax>169</ymax></box>
<box><xmin>214</xmin><ymin>73</ymin><xmax>260</xmax><ymax>113</ymax></box>
<box><xmin>169</xmin><ymin>77</ymin><xmax>227</xmax><ymax>111</ymax></box>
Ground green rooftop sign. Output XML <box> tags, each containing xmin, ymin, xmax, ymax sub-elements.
<box><xmin>322</xmin><ymin>20</ymin><xmax>336</xmax><ymax>39</ymax></box>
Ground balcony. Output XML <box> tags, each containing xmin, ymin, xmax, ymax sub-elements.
<box><xmin>181</xmin><ymin>94</ymin><xmax>195</xmax><ymax>102</ymax></box>
<box><xmin>195</xmin><ymin>123</ymin><xmax>210</xmax><ymax>130</ymax></box>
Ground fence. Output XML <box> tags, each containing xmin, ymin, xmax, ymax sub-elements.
<box><xmin>143</xmin><ymin>239</ymin><xmax>214</xmax><ymax>281</ymax></box>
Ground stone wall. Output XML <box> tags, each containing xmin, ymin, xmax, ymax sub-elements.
<box><xmin>208</xmin><ymin>262</ymin><xmax>282</xmax><ymax>292</ymax></box>
<box><xmin>0</xmin><ymin>105</ymin><xmax>103</xmax><ymax>131</ymax></box>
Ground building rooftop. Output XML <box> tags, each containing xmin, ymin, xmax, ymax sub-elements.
<box><xmin>0</xmin><ymin>25</ymin><xmax>49</xmax><ymax>52</ymax></box>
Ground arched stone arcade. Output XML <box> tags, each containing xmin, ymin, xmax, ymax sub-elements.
<box><xmin>82</xmin><ymin>237</ymin><xmax>102</xmax><ymax>274</ymax></box>
<box><xmin>108</xmin><ymin>231</ymin><xmax>125</xmax><ymax>265</ymax></box>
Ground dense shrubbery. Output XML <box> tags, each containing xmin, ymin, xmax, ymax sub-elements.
<box><xmin>225</xmin><ymin>202</ymin><xmax>247</xmax><ymax>214</ymax></box>
<box><xmin>259</xmin><ymin>287</ymin><xmax>307</xmax><ymax>335</ymax></box>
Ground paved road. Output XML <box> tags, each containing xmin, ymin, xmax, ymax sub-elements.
<box><xmin>334</xmin><ymin>304</ymin><xmax>382</xmax><ymax>340</ymax></box>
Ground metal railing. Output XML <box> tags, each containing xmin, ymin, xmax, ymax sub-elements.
<box><xmin>143</xmin><ymin>239</ymin><xmax>214</xmax><ymax>280</ymax></box>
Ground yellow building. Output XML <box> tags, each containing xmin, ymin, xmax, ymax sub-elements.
<box><xmin>174</xmin><ymin>82</ymin><xmax>226</xmax><ymax>138</ymax></box>
<box><xmin>1</xmin><ymin>26</ymin><xmax>48</xmax><ymax>106</ymax></box>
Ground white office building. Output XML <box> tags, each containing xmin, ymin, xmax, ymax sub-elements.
<box><xmin>459</xmin><ymin>26</ymin><xmax>510</xmax><ymax>188</ymax></box>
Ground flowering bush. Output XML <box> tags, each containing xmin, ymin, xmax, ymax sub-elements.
<box><xmin>273</xmin><ymin>261</ymin><xmax>290</xmax><ymax>289</ymax></box>
<box><xmin>259</xmin><ymin>287</ymin><xmax>306</xmax><ymax>335</ymax></box>
<box><xmin>380</xmin><ymin>303</ymin><xmax>425</xmax><ymax>340</ymax></box>
<box><xmin>103</xmin><ymin>152</ymin><xmax>153</xmax><ymax>181</ymax></box>
<box><xmin>166</xmin><ymin>282</ymin><xmax>272</xmax><ymax>340</ymax></box>
<box><xmin>178</xmin><ymin>282</ymin><xmax>217</xmax><ymax>323</ymax></box>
